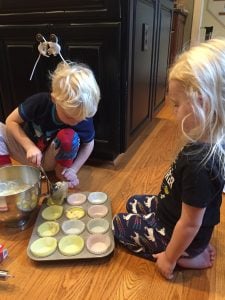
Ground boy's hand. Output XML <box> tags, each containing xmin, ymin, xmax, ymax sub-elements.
<box><xmin>55</xmin><ymin>165</ymin><xmax>79</xmax><ymax>188</ymax></box>
<box><xmin>153</xmin><ymin>251</ymin><xmax>176</xmax><ymax>280</ymax></box>
<box><xmin>62</xmin><ymin>168</ymin><xmax>79</xmax><ymax>188</ymax></box>
<box><xmin>26</xmin><ymin>146</ymin><xmax>42</xmax><ymax>166</ymax></box>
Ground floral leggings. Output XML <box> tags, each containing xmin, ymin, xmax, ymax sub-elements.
<box><xmin>112</xmin><ymin>195</ymin><xmax>170</xmax><ymax>260</ymax></box>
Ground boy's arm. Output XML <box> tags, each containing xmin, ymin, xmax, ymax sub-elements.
<box><xmin>59</xmin><ymin>140</ymin><xmax>94</xmax><ymax>187</ymax></box>
<box><xmin>70</xmin><ymin>139</ymin><xmax>94</xmax><ymax>173</ymax></box>
<box><xmin>153</xmin><ymin>202</ymin><xmax>206</xmax><ymax>279</ymax></box>
<box><xmin>6</xmin><ymin>108</ymin><xmax>42</xmax><ymax>165</ymax></box>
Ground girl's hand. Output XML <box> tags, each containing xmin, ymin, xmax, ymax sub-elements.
<box><xmin>26</xmin><ymin>146</ymin><xmax>42</xmax><ymax>166</ymax></box>
<box><xmin>153</xmin><ymin>251</ymin><xmax>176</xmax><ymax>280</ymax></box>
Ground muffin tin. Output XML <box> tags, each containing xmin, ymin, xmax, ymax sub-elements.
<box><xmin>27</xmin><ymin>192</ymin><xmax>115</xmax><ymax>261</ymax></box>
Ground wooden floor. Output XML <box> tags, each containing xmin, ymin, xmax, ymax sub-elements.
<box><xmin>1</xmin><ymin>102</ymin><xmax>225</xmax><ymax>299</ymax></box>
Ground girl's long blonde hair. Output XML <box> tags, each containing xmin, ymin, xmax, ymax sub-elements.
<box><xmin>169</xmin><ymin>38</ymin><xmax>225</xmax><ymax>177</ymax></box>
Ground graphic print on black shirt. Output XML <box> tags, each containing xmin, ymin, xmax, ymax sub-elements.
<box><xmin>156</xmin><ymin>143</ymin><xmax>223</xmax><ymax>242</ymax></box>
<box><xmin>160</xmin><ymin>163</ymin><xmax>175</xmax><ymax>199</ymax></box>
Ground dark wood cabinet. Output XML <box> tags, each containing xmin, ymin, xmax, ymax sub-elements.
<box><xmin>124</xmin><ymin>0</ymin><xmax>173</xmax><ymax>148</ymax></box>
<box><xmin>0</xmin><ymin>0</ymin><xmax>121</xmax><ymax>22</ymax></box>
<box><xmin>154</xmin><ymin>0</ymin><xmax>174</xmax><ymax>111</ymax></box>
<box><xmin>169</xmin><ymin>8</ymin><xmax>188</xmax><ymax>65</ymax></box>
<box><xmin>125</xmin><ymin>0</ymin><xmax>156</xmax><ymax>148</ymax></box>
<box><xmin>0</xmin><ymin>0</ymin><xmax>173</xmax><ymax>161</ymax></box>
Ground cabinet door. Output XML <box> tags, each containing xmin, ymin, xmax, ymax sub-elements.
<box><xmin>169</xmin><ymin>11</ymin><xmax>187</xmax><ymax>65</ymax></box>
<box><xmin>125</xmin><ymin>0</ymin><xmax>156</xmax><ymax>147</ymax></box>
<box><xmin>153</xmin><ymin>0</ymin><xmax>173</xmax><ymax>111</ymax></box>
<box><xmin>0</xmin><ymin>25</ymin><xmax>52</xmax><ymax>120</ymax></box>
<box><xmin>0</xmin><ymin>23</ymin><xmax>121</xmax><ymax>160</ymax></box>
<box><xmin>53</xmin><ymin>24</ymin><xmax>121</xmax><ymax>160</ymax></box>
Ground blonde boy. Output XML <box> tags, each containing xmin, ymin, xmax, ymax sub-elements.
<box><xmin>0</xmin><ymin>62</ymin><xmax>100</xmax><ymax>187</ymax></box>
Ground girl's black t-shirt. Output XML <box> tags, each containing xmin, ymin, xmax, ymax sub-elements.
<box><xmin>156</xmin><ymin>143</ymin><xmax>224</xmax><ymax>253</ymax></box>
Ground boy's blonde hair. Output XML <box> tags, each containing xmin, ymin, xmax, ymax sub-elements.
<box><xmin>169</xmin><ymin>38</ymin><xmax>225</xmax><ymax>176</ymax></box>
<box><xmin>51</xmin><ymin>61</ymin><xmax>100</xmax><ymax>120</ymax></box>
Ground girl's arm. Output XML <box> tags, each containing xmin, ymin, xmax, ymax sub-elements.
<box><xmin>153</xmin><ymin>202</ymin><xmax>206</xmax><ymax>279</ymax></box>
<box><xmin>6</xmin><ymin>108</ymin><xmax>42</xmax><ymax>165</ymax></box>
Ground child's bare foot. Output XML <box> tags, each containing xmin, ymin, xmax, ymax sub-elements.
<box><xmin>177</xmin><ymin>244</ymin><xmax>216</xmax><ymax>269</ymax></box>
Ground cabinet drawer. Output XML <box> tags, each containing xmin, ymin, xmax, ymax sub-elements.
<box><xmin>0</xmin><ymin>0</ymin><xmax>121</xmax><ymax>23</ymax></box>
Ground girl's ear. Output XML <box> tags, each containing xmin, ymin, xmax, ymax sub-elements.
<box><xmin>197</xmin><ymin>94</ymin><xmax>203</xmax><ymax>107</ymax></box>
<box><xmin>198</xmin><ymin>93</ymin><xmax>210</xmax><ymax>112</ymax></box>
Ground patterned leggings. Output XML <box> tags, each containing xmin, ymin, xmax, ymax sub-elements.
<box><xmin>112</xmin><ymin>195</ymin><xmax>170</xmax><ymax>260</ymax></box>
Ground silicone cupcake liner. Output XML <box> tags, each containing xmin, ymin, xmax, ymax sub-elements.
<box><xmin>88</xmin><ymin>205</ymin><xmax>108</xmax><ymax>218</ymax></box>
<box><xmin>61</xmin><ymin>219</ymin><xmax>85</xmax><ymax>235</ymax></box>
<box><xmin>30</xmin><ymin>237</ymin><xmax>57</xmax><ymax>258</ymax></box>
<box><xmin>58</xmin><ymin>235</ymin><xmax>84</xmax><ymax>256</ymax></box>
<box><xmin>86</xmin><ymin>234</ymin><xmax>111</xmax><ymax>255</ymax></box>
<box><xmin>67</xmin><ymin>193</ymin><xmax>87</xmax><ymax>206</ymax></box>
<box><xmin>41</xmin><ymin>205</ymin><xmax>63</xmax><ymax>221</ymax></box>
<box><xmin>87</xmin><ymin>192</ymin><xmax>107</xmax><ymax>204</ymax></box>
<box><xmin>37</xmin><ymin>221</ymin><xmax>60</xmax><ymax>237</ymax></box>
<box><xmin>87</xmin><ymin>218</ymin><xmax>109</xmax><ymax>234</ymax></box>
<box><xmin>65</xmin><ymin>206</ymin><xmax>85</xmax><ymax>219</ymax></box>
<box><xmin>27</xmin><ymin>191</ymin><xmax>115</xmax><ymax>261</ymax></box>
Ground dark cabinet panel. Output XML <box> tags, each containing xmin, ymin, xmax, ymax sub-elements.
<box><xmin>0</xmin><ymin>0</ymin><xmax>121</xmax><ymax>23</ymax></box>
<box><xmin>0</xmin><ymin>0</ymin><xmax>173</xmax><ymax>161</ymax></box>
<box><xmin>125</xmin><ymin>0</ymin><xmax>173</xmax><ymax>147</ymax></box>
<box><xmin>130</xmin><ymin>0</ymin><xmax>155</xmax><ymax>135</ymax></box>
<box><xmin>169</xmin><ymin>9</ymin><xmax>188</xmax><ymax>65</ymax></box>
<box><xmin>0</xmin><ymin>23</ymin><xmax>121</xmax><ymax>160</ymax></box>
<box><xmin>129</xmin><ymin>1</ymin><xmax>155</xmax><ymax>137</ymax></box>
<box><xmin>154</xmin><ymin>0</ymin><xmax>173</xmax><ymax>111</ymax></box>
<box><xmin>0</xmin><ymin>25</ymin><xmax>50</xmax><ymax>117</ymax></box>
<box><xmin>54</xmin><ymin>24</ymin><xmax>121</xmax><ymax>159</ymax></box>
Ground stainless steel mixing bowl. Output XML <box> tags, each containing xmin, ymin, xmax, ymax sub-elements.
<box><xmin>0</xmin><ymin>165</ymin><xmax>41</xmax><ymax>230</ymax></box>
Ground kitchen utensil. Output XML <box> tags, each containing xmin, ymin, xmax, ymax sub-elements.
<box><xmin>0</xmin><ymin>165</ymin><xmax>42</xmax><ymax>230</ymax></box>
<box><xmin>39</xmin><ymin>166</ymin><xmax>68</xmax><ymax>205</ymax></box>
<box><xmin>39</xmin><ymin>165</ymin><xmax>57</xmax><ymax>194</ymax></box>
<box><xmin>0</xmin><ymin>270</ymin><xmax>14</xmax><ymax>280</ymax></box>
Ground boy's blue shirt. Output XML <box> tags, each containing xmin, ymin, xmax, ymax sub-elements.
<box><xmin>18</xmin><ymin>92</ymin><xmax>95</xmax><ymax>148</ymax></box>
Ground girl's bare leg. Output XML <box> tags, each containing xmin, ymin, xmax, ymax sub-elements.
<box><xmin>177</xmin><ymin>244</ymin><xmax>216</xmax><ymax>269</ymax></box>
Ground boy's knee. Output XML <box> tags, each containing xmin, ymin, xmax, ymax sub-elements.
<box><xmin>55</xmin><ymin>128</ymin><xmax>80</xmax><ymax>150</ymax></box>
<box><xmin>54</xmin><ymin>128</ymin><xmax>80</xmax><ymax>167</ymax></box>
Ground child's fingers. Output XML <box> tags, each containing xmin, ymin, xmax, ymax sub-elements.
<box><xmin>36</xmin><ymin>153</ymin><xmax>42</xmax><ymax>166</ymax></box>
<box><xmin>164</xmin><ymin>272</ymin><xmax>174</xmax><ymax>280</ymax></box>
<box><xmin>68</xmin><ymin>179</ymin><xmax>79</xmax><ymax>188</ymax></box>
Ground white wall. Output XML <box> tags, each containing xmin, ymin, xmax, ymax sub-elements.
<box><xmin>201</xmin><ymin>0</ymin><xmax>225</xmax><ymax>41</ymax></box>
